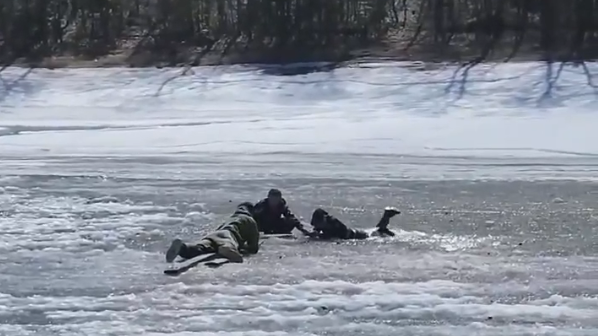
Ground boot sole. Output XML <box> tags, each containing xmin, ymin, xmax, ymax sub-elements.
<box><xmin>165</xmin><ymin>238</ymin><xmax>184</xmax><ymax>263</ymax></box>
<box><xmin>217</xmin><ymin>246</ymin><xmax>243</xmax><ymax>263</ymax></box>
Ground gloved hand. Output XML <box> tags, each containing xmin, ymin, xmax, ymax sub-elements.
<box><xmin>306</xmin><ymin>230</ymin><xmax>319</xmax><ymax>238</ymax></box>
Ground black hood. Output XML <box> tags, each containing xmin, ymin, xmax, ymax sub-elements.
<box><xmin>234</xmin><ymin>202</ymin><xmax>255</xmax><ymax>217</ymax></box>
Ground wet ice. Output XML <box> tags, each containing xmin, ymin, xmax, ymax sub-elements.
<box><xmin>1</xmin><ymin>62</ymin><xmax>598</xmax><ymax>335</ymax></box>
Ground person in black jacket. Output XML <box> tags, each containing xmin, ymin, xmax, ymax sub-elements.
<box><xmin>253</xmin><ymin>189</ymin><xmax>313</xmax><ymax>236</ymax></box>
<box><xmin>309</xmin><ymin>207</ymin><xmax>401</xmax><ymax>240</ymax></box>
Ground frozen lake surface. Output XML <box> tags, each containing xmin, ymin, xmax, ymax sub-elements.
<box><xmin>1</xmin><ymin>61</ymin><xmax>598</xmax><ymax>335</ymax></box>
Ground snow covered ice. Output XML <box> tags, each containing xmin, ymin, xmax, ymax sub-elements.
<box><xmin>1</xmin><ymin>61</ymin><xmax>598</xmax><ymax>335</ymax></box>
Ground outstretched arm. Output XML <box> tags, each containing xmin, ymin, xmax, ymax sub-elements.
<box><xmin>282</xmin><ymin>206</ymin><xmax>312</xmax><ymax>236</ymax></box>
<box><xmin>309</xmin><ymin>227</ymin><xmax>323</xmax><ymax>239</ymax></box>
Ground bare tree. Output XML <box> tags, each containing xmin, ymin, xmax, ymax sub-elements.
<box><xmin>1</xmin><ymin>0</ymin><xmax>597</xmax><ymax>65</ymax></box>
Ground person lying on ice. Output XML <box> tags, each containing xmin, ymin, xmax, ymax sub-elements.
<box><xmin>165</xmin><ymin>202</ymin><xmax>259</xmax><ymax>263</ymax></box>
<box><xmin>309</xmin><ymin>207</ymin><xmax>401</xmax><ymax>240</ymax></box>
<box><xmin>253</xmin><ymin>188</ymin><xmax>313</xmax><ymax>236</ymax></box>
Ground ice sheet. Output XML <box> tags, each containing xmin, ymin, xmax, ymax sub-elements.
<box><xmin>1</xmin><ymin>62</ymin><xmax>598</xmax><ymax>336</ymax></box>
<box><xmin>1</xmin><ymin>62</ymin><xmax>598</xmax><ymax>180</ymax></box>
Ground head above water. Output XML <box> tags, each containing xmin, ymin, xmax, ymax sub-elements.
<box><xmin>310</xmin><ymin>208</ymin><xmax>327</xmax><ymax>228</ymax></box>
<box><xmin>266</xmin><ymin>188</ymin><xmax>283</xmax><ymax>208</ymax></box>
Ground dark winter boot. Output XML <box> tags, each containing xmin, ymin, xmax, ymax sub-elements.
<box><xmin>376</xmin><ymin>207</ymin><xmax>400</xmax><ymax>237</ymax></box>
<box><xmin>382</xmin><ymin>207</ymin><xmax>401</xmax><ymax>220</ymax></box>
<box><xmin>165</xmin><ymin>238</ymin><xmax>186</xmax><ymax>262</ymax></box>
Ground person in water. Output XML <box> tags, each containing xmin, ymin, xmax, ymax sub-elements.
<box><xmin>309</xmin><ymin>207</ymin><xmax>401</xmax><ymax>240</ymax></box>
<box><xmin>165</xmin><ymin>202</ymin><xmax>259</xmax><ymax>263</ymax></box>
<box><xmin>253</xmin><ymin>188</ymin><xmax>312</xmax><ymax>236</ymax></box>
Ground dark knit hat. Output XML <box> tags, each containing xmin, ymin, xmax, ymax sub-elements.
<box><xmin>267</xmin><ymin>188</ymin><xmax>282</xmax><ymax>197</ymax></box>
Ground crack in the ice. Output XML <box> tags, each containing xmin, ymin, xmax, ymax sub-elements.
<box><xmin>0</xmin><ymin>119</ymin><xmax>267</xmax><ymax>138</ymax></box>
<box><xmin>424</xmin><ymin>147</ymin><xmax>598</xmax><ymax>158</ymax></box>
